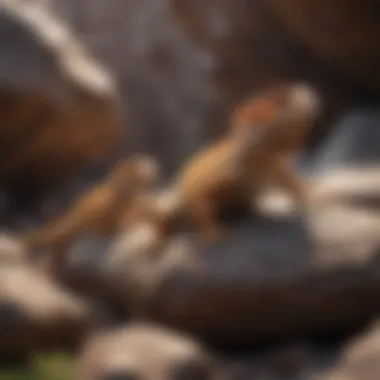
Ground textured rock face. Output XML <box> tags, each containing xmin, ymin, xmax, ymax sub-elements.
<box><xmin>44</xmin><ymin>0</ymin><xmax>223</xmax><ymax>178</ymax></box>
<box><xmin>0</xmin><ymin>0</ymin><xmax>123</xmax><ymax>205</ymax></box>
<box><xmin>9</xmin><ymin>0</ymin><xmax>379</xmax><ymax>200</ymax></box>
<box><xmin>267</xmin><ymin>0</ymin><xmax>380</xmax><ymax>91</ymax></box>
<box><xmin>170</xmin><ymin>0</ymin><xmax>380</xmax><ymax>149</ymax></box>
<box><xmin>78</xmin><ymin>323</ymin><xmax>218</xmax><ymax>380</ymax></box>
<box><xmin>170</xmin><ymin>0</ymin><xmax>380</xmax><ymax>96</ymax></box>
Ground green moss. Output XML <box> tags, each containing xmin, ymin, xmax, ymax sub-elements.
<box><xmin>0</xmin><ymin>353</ymin><xmax>75</xmax><ymax>380</ymax></box>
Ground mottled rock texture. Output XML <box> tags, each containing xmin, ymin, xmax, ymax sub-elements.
<box><xmin>0</xmin><ymin>0</ymin><xmax>123</xmax><ymax>207</ymax></box>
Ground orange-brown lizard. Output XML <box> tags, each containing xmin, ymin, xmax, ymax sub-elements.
<box><xmin>123</xmin><ymin>83</ymin><xmax>321</xmax><ymax>245</ymax></box>
<box><xmin>22</xmin><ymin>155</ymin><xmax>160</xmax><ymax>272</ymax></box>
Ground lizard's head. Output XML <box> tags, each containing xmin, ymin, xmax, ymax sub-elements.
<box><xmin>231</xmin><ymin>82</ymin><xmax>321</xmax><ymax>152</ymax></box>
<box><xmin>108</xmin><ymin>155</ymin><xmax>160</xmax><ymax>192</ymax></box>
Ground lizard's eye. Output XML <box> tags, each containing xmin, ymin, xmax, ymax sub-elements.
<box><xmin>272</xmin><ymin>89</ymin><xmax>290</xmax><ymax>107</ymax></box>
<box><xmin>250</xmin><ymin>99</ymin><xmax>274</xmax><ymax>124</ymax></box>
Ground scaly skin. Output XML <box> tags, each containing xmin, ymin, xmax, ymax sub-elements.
<box><xmin>123</xmin><ymin>82</ymin><xmax>321</xmax><ymax>246</ymax></box>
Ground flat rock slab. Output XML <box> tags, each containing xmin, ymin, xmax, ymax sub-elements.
<box><xmin>62</xmin><ymin>166</ymin><xmax>380</xmax><ymax>344</ymax></box>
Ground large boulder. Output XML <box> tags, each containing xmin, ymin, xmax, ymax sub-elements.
<box><xmin>169</xmin><ymin>0</ymin><xmax>380</xmax><ymax>149</ymax></box>
<box><xmin>267</xmin><ymin>0</ymin><xmax>380</xmax><ymax>91</ymax></box>
<box><xmin>0</xmin><ymin>0</ymin><xmax>123</xmax><ymax>207</ymax></box>
<box><xmin>135</xmin><ymin>174</ymin><xmax>380</xmax><ymax>344</ymax></box>
<box><xmin>78</xmin><ymin>322</ymin><xmax>218</xmax><ymax>380</ymax></box>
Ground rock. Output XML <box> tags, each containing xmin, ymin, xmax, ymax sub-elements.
<box><xmin>170</xmin><ymin>0</ymin><xmax>380</xmax><ymax>151</ymax></box>
<box><xmin>56</xmin><ymin>110</ymin><xmax>380</xmax><ymax>344</ymax></box>
<box><xmin>308</xmin><ymin>108</ymin><xmax>380</xmax><ymax>172</ymax></box>
<box><xmin>0</xmin><ymin>0</ymin><xmax>123</xmax><ymax>207</ymax></box>
<box><xmin>267</xmin><ymin>0</ymin><xmax>380</xmax><ymax>92</ymax></box>
<box><xmin>59</xmin><ymin>217</ymin><xmax>187</xmax><ymax>315</ymax></box>
<box><xmin>123</xmin><ymin>175</ymin><xmax>380</xmax><ymax>344</ymax></box>
<box><xmin>262</xmin><ymin>342</ymin><xmax>314</xmax><ymax>378</ymax></box>
<box><xmin>0</xmin><ymin>261</ymin><xmax>96</xmax><ymax>359</ymax></box>
<box><xmin>0</xmin><ymin>232</ymin><xmax>28</xmax><ymax>265</ymax></box>
<box><xmin>308</xmin><ymin>166</ymin><xmax>380</xmax><ymax>250</ymax></box>
<box><xmin>320</xmin><ymin>321</ymin><xmax>380</xmax><ymax>380</ymax></box>
<box><xmin>222</xmin><ymin>342</ymin><xmax>323</xmax><ymax>380</ymax></box>
<box><xmin>14</xmin><ymin>0</ymin><xmax>379</xmax><ymax>190</ymax></box>
<box><xmin>60</xmin><ymin>216</ymin><xmax>202</xmax><ymax>316</ymax></box>
<box><xmin>199</xmin><ymin>339</ymin><xmax>338</xmax><ymax>380</ymax></box>
<box><xmin>59</xmin><ymin>165</ymin><xmax>380</xmax><ymax>345</ymax></box>
<box><xmin>78</xmin><ymin>322</ymin><xmax>219</xmax><ymax>380</ymax></box>
<box><xmin>60</xmin><ymin>234</ymin><xmax>129</xmax><ymax>312</ymax></box>
<box><xmin>42</xmin><ymin>0</ymin><xmax>223</xmax><ymax>179</ymax></box>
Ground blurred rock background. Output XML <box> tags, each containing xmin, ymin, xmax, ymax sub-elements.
<box><xmin>43</xmin><ymin>0</ymin><xmax>225</xmax><ymax>177</ymax></box>
<box><xmin>51</xmin><ymin>0</ymin><xmax>380</xmax><ymax>161</ymax></box>
<box><xmin>1</xmin><ymin>0</ymin><xmax>380</xmax><ymax>379</ymax></box>
<box><xmin>2</xmin><ymin>0</ymin><xmax>380</xmax><ymax>212</ymax></box>
<box><xmin>2</xmin><ymin>0</ymin><xmax>380</xmax><ymax>208</ymax></box>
